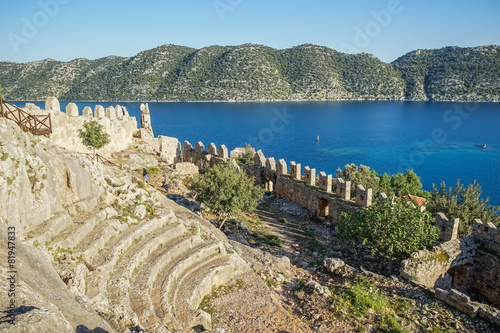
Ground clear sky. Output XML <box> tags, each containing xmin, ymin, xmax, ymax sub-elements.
<box><xmin>1</xmin><ymin>0</ymin><xmax>499</xmax><ymax>64</ymax></box>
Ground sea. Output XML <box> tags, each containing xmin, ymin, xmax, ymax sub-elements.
<box><xmin>18</xmin><ymin>100</ymin><xmax>500</xmax><ymax>206</ymax></box>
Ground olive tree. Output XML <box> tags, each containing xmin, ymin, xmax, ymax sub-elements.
<box><xmin>189</xmin><ymin>163</ymin><xmax>264</xmax><ymax>228</ymax></box>
<box><xmin>78</xmin><ymin>120</ymin><xmax>110</xmax><ymax>155</ymax></box>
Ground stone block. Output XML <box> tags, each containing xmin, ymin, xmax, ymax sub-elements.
<box><xmin>65</xmin><ymin>103</ymin><xmax>78</xmax><ymax>116</ymax></box>
<box><xmin>82</xmin><ymin>106</ymin><xmax>93</xmax><ymax>117</ymax></box>
<box><xmin>115</xmin><ymin>105</ymin><xmax>124</xmax><ymax>119</ymax></box>
<box><xmin>45</xmin><ymin>96</ymin><xmax>60</xmax><ymax>111</ymax></box>
<box><xmin>318</xmin><ymin>172</ymin><xmax>332</xmax><ymax>192</ymax></box>
<box><xmin>276</xmin><ymin>159</ymin><xmax>288</xmax><ymax>176</ymax></box>
<box><xmin>290</xmin><ymin>161</ymin><xmax>301</xmax><ymax>180</ymax></box>
<box><xmin>94</xmin><ymin>105</ymin><xmax>105</xmax><ymax>119</ymax></box>
<box><xmin>195</xmin><ymin>141</ymin><xmax>205</xmax><ymax>154</ymax></box>
<box><xmin>105</xmin><ymin>106</ymin><xmax>116</xmax><ymax>120</ymax></box>
<box><xmin>356</xmin><ymin>184</ymin><xmax>372</xmax><ymax>207</ymax></box>
<box><xmin>208</xmin><ymin>143</ymin><xmax>217</xmax><ymax>156</ymax></box>
<box><xmin>254</xmin><ymin>150</ymin><xmax>266</xmax><ymax>167</ymax></box>
<box><xmin>218</xmin><ymin>145</ymin><xmax>229</xmax><ymax>159</ymax></box>
<box><xmin>336</xmin><ymin>178</ymin><xmax>351</xmax><ymax>200</ymax></box>
<box><xmin>304</xmin><ymin>166</ymin><xmax>316</xmax><ymax>186</ymax></box>
<box><xmin>436</xmin><ymin>212</ymin><xmax>459</xmax><ymax>241</ymax></box>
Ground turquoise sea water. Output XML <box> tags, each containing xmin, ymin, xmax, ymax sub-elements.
<box><xmin>21</xmin><ymin>101</ymin><xmax>500</xmax><ymax>206</ymax></box>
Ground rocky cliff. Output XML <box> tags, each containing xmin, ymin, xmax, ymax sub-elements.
<box><xmin>1</xmin><ymin>44</ymin><xmax>498</xmax><ymax>102</ymax></box>
<box><xmin>0</xmin><ymin>116</ymin><xmax>306</xmax><ymax>332</ymax></box>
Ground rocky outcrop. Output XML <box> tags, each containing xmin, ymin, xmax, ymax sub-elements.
<box><xmin>0</xmin><ymin>117</ymin><xmax>254</xmax><ymax>332</ymax></box>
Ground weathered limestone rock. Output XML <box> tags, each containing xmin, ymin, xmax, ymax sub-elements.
<box><xmin>94</xmin><ymin>105</ymin><xmax>105</xmax><ymax>119</ymax></box>
<box><xmin>82</xmin><ymin>106</ymin><xmax>93</xmax><ymax>117</ymax></box>
<box><xmin>45</xmin><ymin>96</ymin><xmax>60</xmax><ymax>111</ymax></box>
<box><xmin>436</xmin><ymin>289</ymin><xmax>479</xmax><ymax>317</ymax></box>
<box><xmin>218</xmin><ymin>145</ymin><xmax>229</xmax><ymax>159</ymax></box>
<box><xmin>158</xmin><ymin>136</ymin><xmax>181</xmax><ymax>164</ymax></box>
<box><xmin>323</xmin><ymin>257</ymin><xmax>345</xmax><ymax>273</ymax></box>
<box><xmin>65</xmin><ymin>103</ymin><xmax>78</xmax><ymax>116</ymax></box>
<box><xmin>174</xmin><ymin>162</ymin><xmax>199</xmax><ymax>175</ymax></box>
<box><xmin>24</xmin><ymin>103</ymin><xmax>41</xmax><ymax>112</ymax></box>
<box><xmin>227</xmin><ymin>233</ymin><xmax>251</xmax><ymax>246</ymax></box>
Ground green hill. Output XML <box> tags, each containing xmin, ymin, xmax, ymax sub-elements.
<box><xmin>1</xmin><ymin>44</ymin><xmax>498</xmax><ymax>102</ymax></box>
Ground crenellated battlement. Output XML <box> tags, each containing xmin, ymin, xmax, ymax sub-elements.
<box><xmin>181</xmin><ymin>139</ymin><xmax>233</xmax><ymax>170</ymax></box>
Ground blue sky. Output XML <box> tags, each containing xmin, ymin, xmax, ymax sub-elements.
<box><xmin>1</xmin><ymin>0</ymin><xmax>499</xmax><ymax>63</ymax></box>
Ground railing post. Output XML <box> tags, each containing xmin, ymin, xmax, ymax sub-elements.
<box><xmin>0</xmin><ymin>96</ymin><xmax>4</xmax><ymax>117</ymax></box>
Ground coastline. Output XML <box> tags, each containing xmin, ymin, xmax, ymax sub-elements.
<box><xmin>8</xmin><ymin>98</ymin><xmax>500</xmax><ymax>103</ymax></box>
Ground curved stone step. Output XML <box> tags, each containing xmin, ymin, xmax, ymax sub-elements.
<box><xmin>171</xmin><ymin>254</ymin><xmax>236</xmax><ymax>330</ymax></box>
<box><xmin>130</xmin><ymin>238</ymin><xmax>213</xmax><ymax>329</ymax></box>
<box><xmin>51</xmin><ymin>208</ymin><xmax>107</xmax><ymax>249</ymax></box>
<box><xmin>152</xmin><ymin>240</ymin><xmax>226</xmax><ymax>325</ymax></box>
<box><xmin>85</xmin><ymin>212</ymin><xmax>175</xmax><ymax>307</ymax></box>
<box><xmin>30</xmin><ymin>212</ymin><xmax>72</xmax><ymax>245</ymax></box>
<box><xmin>74</xmin><ymin>218</ymin><xmax>125</xmax><ymax>260</ymax></box>
<box><xmin>105</xmin><ymin>222</ymin><xmax>187</xmax><ymax>323</ymax></box>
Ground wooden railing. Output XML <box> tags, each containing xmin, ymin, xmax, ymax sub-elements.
<box><xmin>0</xmin><ymin>97</ymin><xmax>52</xmax><ymax>137</ymax></box>
<box><xmin>84</xmin><ymin>153</ymin><xmax>119</xmax><ymax>167</ymax></box>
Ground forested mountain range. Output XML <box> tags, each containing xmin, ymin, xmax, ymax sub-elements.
<box><xmin>1</xmin><ymin>44</ymin><xmax>498</xmax><ymax>102</ymax></box>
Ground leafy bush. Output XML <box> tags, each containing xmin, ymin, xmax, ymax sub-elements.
<box><xmin>189</xmin><ymin>163</ymin><xmax>264</xmax><ymax>224</ymax></box>
<box><xmin>339</xmin><ymin>200</ymin><xmax>439</xmax><ymax>261</ymax></box>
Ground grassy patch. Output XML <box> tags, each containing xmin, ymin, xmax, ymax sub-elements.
<box><xmin>329</xmin><ymin>276</ymin><xmax>408</xmax><ymax>332</ymax></box>
<box><xmin>52</xmin><ymin>247</ymin><xmax>72</xmax><ymax>261</ymax></box>
<box><xmin>199</xmin><ymin>279</ymin><xmax>245</xmax><ymax>318</ymax></box>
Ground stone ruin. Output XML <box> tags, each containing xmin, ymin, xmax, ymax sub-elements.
<box><xmin>21</xmin><ymin>97</ymin><xmax>183</xmax><ymax>163</ymax></box>
<box><xmin>181</xmin><ymin>140</ymin><xmax>234</xmax><ymax>171</ymax></box>
<box><xmin>401</xmin><ymin>219</ymin><xmax>500</xmax><ymax>326</ymax></box>
<box><xmin>22</xmin><ymin>97</ymin><xmax>138</xmax><ymax>156</ymax></box>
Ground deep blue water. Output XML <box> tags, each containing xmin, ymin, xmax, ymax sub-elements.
<box><xmin>19</xmin><ymin>100</ymin><xmax>500</xmax><ymax>206</ymax></box>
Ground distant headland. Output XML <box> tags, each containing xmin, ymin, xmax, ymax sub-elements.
<box><xmin>1</xmin><ymin>44</ymin><xmax>499</xmax><ymax>102</ymax></box>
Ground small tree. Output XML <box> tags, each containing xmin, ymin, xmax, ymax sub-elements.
<box><xmin>336</xmin><ymin>164</ymin><xmax>380</xmax><ymax>194</ymax></box>
<box><xmin>0</xmin><ymin>83</ymin><xmax>4</xmax><ymax>99</ymax></box>
<box><xmin>427</xmin><ymin>180</ymin><xmax>500</xmax><ymax>237</ymax></box>
<box><xmin>78</xmin><ymin>120</ymin><xmax>110</xmax><ymax>155</ymax></box>
<box><xmin>235</xmin><ymin>144</ymin><xmax>255</xmax><ymax>166</ymax></box>
<box><xmin>189</xmin><ymin>163</ymin><xmax>264</xmax><ymax>228</ymax></box>
<box><xmin>339</xmin><ymin>200</ymin><xmax>439</xmax><ymax>264</ymax></box>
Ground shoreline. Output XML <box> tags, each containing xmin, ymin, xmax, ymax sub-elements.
<box><xmin>8</xmin><ymin>98</ymin><xmax>500</xmax><ymax>103</ymax></box>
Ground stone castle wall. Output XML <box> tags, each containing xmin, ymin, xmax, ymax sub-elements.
<box><xmin>401</xmin><ymin>219</ymin><xmax>500</xmax><ymax>325</ymax></box>
<box><xmin>24</xmin><ymin>97</ymin><xmax>138</xmax><ymax>156</ymax></box>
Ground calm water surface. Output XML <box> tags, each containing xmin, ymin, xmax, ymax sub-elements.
<box><xmin>22</xmin><ymin>101</ymin><xmax>500</xmax><ymax>206</ymax></box>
